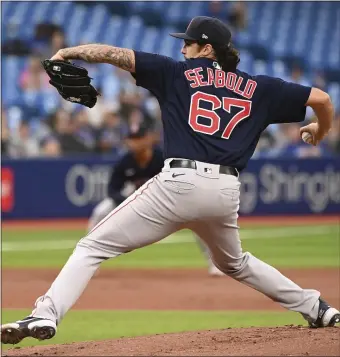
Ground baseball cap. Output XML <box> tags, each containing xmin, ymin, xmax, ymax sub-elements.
<box><xmin>170</xmin><ymin>16</ymin><xmax>231</xmax><ymax>46</ymax></box>
<box><xmin>126</xmin><ymin>121</ymin><xmax>150</xmax><ymax>139</ymax></box>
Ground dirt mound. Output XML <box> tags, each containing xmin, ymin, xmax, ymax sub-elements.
<box><xmin>5</xmin><ymin>326</ymin><xmax>340</xmax><ymax>356</ymax></box>
<box><xmin>3</xmin><ymin>268</ymin><xmax>339</xmax><ymax>311</ymax></box>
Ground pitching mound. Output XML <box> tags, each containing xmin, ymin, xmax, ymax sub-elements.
<box><xmin>4</xmin><ymin>326</ymin><xmax>340</xmax><ymax>356</ymax></box>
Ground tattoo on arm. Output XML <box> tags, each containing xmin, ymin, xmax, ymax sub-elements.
<box><xmin>59</xmin><ymin>44</ymin><xmax>135</xmax><ymax>72</ymax></box>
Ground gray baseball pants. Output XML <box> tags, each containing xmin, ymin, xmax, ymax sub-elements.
<box><xmin>88</xmin><ymin>196</ymin><xmax>222</xmax><ymax>272</ymax></box>
<box><xmin>32</xmin><ymin>159</ymin><xmax>320</xmax><ymax>324</ymax></box>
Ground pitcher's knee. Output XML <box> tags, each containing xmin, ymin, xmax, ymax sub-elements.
<box><xmin>77</xmin><ymin>226</ymin><xmax>138</xmax><ymax>258</ymax></box>
<box><xmin>75</xmin><ymin>236</ymin><xmax>124</xmax><ymax>260</ymax></box>
<box><xmin>213</xmin><ymin>252</ymin><xmax>250</xmax><ymax>276</ymax></box>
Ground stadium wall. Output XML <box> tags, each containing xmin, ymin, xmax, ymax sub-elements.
<box><xmin>1</xmin><ymin>157</ymin><xmax>340</xmax><ymax>219</ymax></box>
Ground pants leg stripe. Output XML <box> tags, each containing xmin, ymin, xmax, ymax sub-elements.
<box><xmin>87</xmin><ymin>177</ymin><xmax>157</xmax><ymax>236</ymax></box>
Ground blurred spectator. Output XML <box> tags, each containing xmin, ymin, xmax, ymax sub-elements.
<box><xmin>119</xmin><ymin>71</ymin><xmax>146</xmax><ymax>120</ymax></box>
<box><xmin>40</xmin><ymin>136</ymin><xmax>62</xmax><ymax>157</ymax></box>
<box><xmin>33</xmin><ymin>24</ymin><xmax>67</xmax><ymax>58</ymax></box>
<box><xmin>51</xmin><ymin>109</ymin><xmax>90</xmax><ymax>155</ymax></box>
<box><xmin>34</xmin><ymin>23</ymin><xmax>62</xmax><ymax>42</ymax></box>
<box><xmin>49</xmin><ymin>30</ymin><xmax>68</xmax><ymax>57</ymax></box>
<box><xmin>290</xmin><ymin>64</ymin><xmax>311</xmax><ymax>87</ymax></box>
<box><xmin>227</xmin><ymin>1</ymin><xmax>248</xmax><ymax>31</ymax></box>
<box><xmin>85</xmin><ymin>94</ymin><xmax>112</xmax><ymax>129</ymax></box>
<box><xmin>1</xmin><ymin>108</ymin><xmax>10</xmax><ymax>156</ymax></box>
<box><xmin>312</xmin><ymin>71</ymin><xmax>327</xmax><ymax>91</ymax></box>
<box><xmin>327</xmin><ymin>111</ymin><xmax>340</xmax><ymax>154</ymax></box>
<box><xmin>2</xmin><ymin>23</ymin><xmax>31</xmax><ymax>55</ymax></box>
<box><xmin>20</xmin><ymin>55</ymin><xmax>49</xmax><ymax>91</ymax></box>
<box><xmin>97</xmin><ymin>111</ymin><xmax>125</xmax><ymax>154</ymax></box>
<box><xmin>253</xmin><ymin>130</ymin><xmax>278</xmax><ymax>158</ymax></box>
<box><xmin>127</xmin><ymin>108</ymin><xmax>144</xmax><ymax>127</ymax></box>
<box><xmin>207</xmin><ymin>1</ymin><xmax>224</xmax><ymax>19</ymax></box>
<box><xmin>7</xmin><ymin>121</ymin><xmax>40</xmax><ymax>158</ymax></box>
<box><xmin>72</xmin><ymin>109</ymin><xmax>97</xmax><ymax>151</ymax></box>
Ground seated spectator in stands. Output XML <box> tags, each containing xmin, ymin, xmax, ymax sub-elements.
<box><xmin>279</xmin><ymin>123</ymin><xmax>332</xmax><ymax>158</ymax></box>
<box><xmin>326</xmin><ymin>111</ymin><xmax>340</xmax><ymax>155</ymax></box>
<box><xmin>207</xmin><ymin>1</ymin><xmax>224</xmax><ymax>20</ymax></box>
<box><xmin>127</xmin><ymin>108</ymin><xmax>144</xmax><ymax>129</ymax></box>
<box><xmin>2</xmin><ymin>22</ymin><xmax>32</xmax><ymax>55</ymax></box>
<box><xmin>7</xmin><ymin>121</ymin><xmax>40</xmax><ymax>158</ymax></box>
<box><xmin>312</xmin><ymin>71</ymin><xmax>327</xmax><ymax>91</ymax></box>
<box><xmin>143</xmin><ymin>93</ymin><xmax>161</xmax><ymax>123</ymax></box>
<box><xmin>97</xmin><ymin>111</ymin><xmax>124</xmax><ymax>154</ymax></box>
<box><xmin>52</xmin><ymin>109</ymin><xmax>91</xmax><ymax>155</ymax></box>
<box><xmin>290</xmin><ymin>64</ymin><xmax>311</xmax><ymax>87</ymax></box>
<box><xmin>49</xmin><ymin>30</ymin><xmax>68</xmax><ymax>59</ymax></box>
<box><xmin>16</xmin><ymin>55</ymin><xmax>61</xmax><ymax>121</ymax></box>
<box><xmin>20</xmin><ymin>55</ymin><xmax>49</xmax><ymax>91</ymax></box>
<box><xmin>85</xmin><ymin>86</ymin><xmax>114</xmax><ymax>129</ymax></box>
<box><xmin>40</xmin><ymin>136</ymin><xmax>62</xmax><ymax>157</ymax></box>
<box><xmin>1</xmin><ymin>108</ymin><xmax>10</xmax><ymax>156</ymax></box>
<box><xmin>119</xmin><ymin>71</ymin><xmax>146</xmax><ymax>120</ymax></box>
<box><xmin>72</xmin><ymin>108</ymin><xmax>97</xmax><ymax>151</ymax></box>
<box><xmin>33</xmin><ymin>23</ymin><xmax>65</xmax><ymax>57</ymax></box>
<box><xmin>227</xmin><ymin>1</ymin><xmax>248</xmax><ymax>31</ymax></box>
<box><xmin>253</xmin><ymin>130</ymin><xmax>279</xmax><ymax>158</ymax></box>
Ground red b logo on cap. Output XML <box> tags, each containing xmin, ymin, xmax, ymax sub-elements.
<box><xmin>1</xmin><ymin>168</ymin><xmax>14</xmax><ymax>212</ymax></box>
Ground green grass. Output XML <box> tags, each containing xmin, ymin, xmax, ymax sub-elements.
<box><xmin>2</xmin><ymin>309</ymin><xmax>306</xmax><ymax>350</ymax></box>
<box><xmin>2</xmin><ymin>224</ymin><xmax>339</xmax><ymax>268</ymax></box>
<box><xmin>2</xmin><ymin>224</ymin><xmax>338</xmax><ymax>350</ymax></box>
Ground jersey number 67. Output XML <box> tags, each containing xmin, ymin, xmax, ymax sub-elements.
<box><xmin>189</xmin><ymin>91</ymin><xmax>252</xmax><ymax>139</ymax></box>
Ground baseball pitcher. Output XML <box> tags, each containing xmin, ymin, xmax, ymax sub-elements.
<box><xmin>88</xmin><ymin>121</ymin><xmax>224</xmax><ymax>276</ymax></box>
<box><xmin>2</xmin><ymin>16</ymin><xmax>338</xmax><ymax>345</ymax></box>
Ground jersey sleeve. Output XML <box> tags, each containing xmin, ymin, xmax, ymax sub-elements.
<box><xmin>262</xmin><ymin>76</ymin><xmax>312</xmax><ymax>125</ymax></box>
<box><xmin>132</xmin><ymin>51</ymin><xmax>181</xmax><ymax>103</ymax></box>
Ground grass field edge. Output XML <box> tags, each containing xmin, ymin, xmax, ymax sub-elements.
<box><xmin>2</xmin><ymin>215</ymin><xmax>339</xmax><ymax>231</ymax></box>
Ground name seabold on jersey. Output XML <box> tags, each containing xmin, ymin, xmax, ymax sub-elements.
<box><xmin>184</xmin><ymin>62</ymin><xmax>257</xmax><ymax>99</ymax></box>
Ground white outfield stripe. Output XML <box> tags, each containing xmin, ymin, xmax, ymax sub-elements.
<box><xmin>2</xmin><ymin>226</ymin><xmax>337</xmax><ymax>252</ymax></box>
<box><xmin>160</xmin><ymin>225</ymin><xmax>337</xmax><ymax>244</ymax></box>
<box><xmin>2</xmin><ymin>240</ymin><xmax>78</xmax><ymax>252</ymax></box>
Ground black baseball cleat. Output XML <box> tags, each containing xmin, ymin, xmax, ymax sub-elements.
<box><xmin>307</xmin><ymin>298</ymin><xmax>340</xmax><ymax>328</ymax></box>
<box><xmin>1</xmin><ymin>316</ymin><xmax>57</xmax><ymax>344</ymax></box>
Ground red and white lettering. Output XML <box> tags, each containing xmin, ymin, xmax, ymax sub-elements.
<box><xmin>221</xmin><ymin>98</ymin><xmax>252</xmax><ymax>139</ymax></box>
<box><xmin>193</xmin><ymin>67</ymin><xmax>208</xmax><ymax>86</ymax></box>
<box><xmin>225</xmin><ymin>72</ymin><xmax>237</xmax><ymax>90</ymax></box>
<box><xmin>207</xmin><ymin>68</ymin><xmax>214</xmax><ymax>86</ymax></box>
<box><xmin>189</xmin><ymin>91</ymin><xmax>221</xmax><ymax>135</ymax></box>
<box><xmin>214</xmin><ymin>69</ymin><xmax>225</xmax><ymax>88</ymax></box>
<box><xmin>184</xmin><ymin>69</ymin><xmax>200</xmax><ymax>88</ymax></box>
<box><xmin>234</xmin><ymin>77</ymin><xmax>244</xmax><ymax>95</ymax></box>
<box><xmin>243</xmin><ymin>80</ymin><xmax>257</xmax><ymax>99</ymax></box>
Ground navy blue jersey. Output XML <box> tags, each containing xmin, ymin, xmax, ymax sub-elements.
<box><xmin>108</xmin><ymin>147</ymin><xmax>164</xmax><ymax>204</ymax></box>
<box><xmin>133</xmin><ymin>52</ymin><xmax>312</xmax><ymax>171</ymax></box>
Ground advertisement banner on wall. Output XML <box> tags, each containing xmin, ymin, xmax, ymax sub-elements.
<box><xmin>1</xmin><ymin>157</ymin><xmax>340</xmax><ymax>219</ymax></box>
<box><xmin>1</xmin><ymin>167</ymin><xmax>15</xmax><ymax>213</ymax></box>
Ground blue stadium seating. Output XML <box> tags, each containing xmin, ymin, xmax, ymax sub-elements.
<box><xmin>2</xmin><ymin>1</ymin><xmax>340</xmax><ymax>111</ymax></box>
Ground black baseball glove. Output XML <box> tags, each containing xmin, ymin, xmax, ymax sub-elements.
<box><xmin>42</xmin><ymin>59</ymin><xmax>100</xmax><ymax>108</ymax></box>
